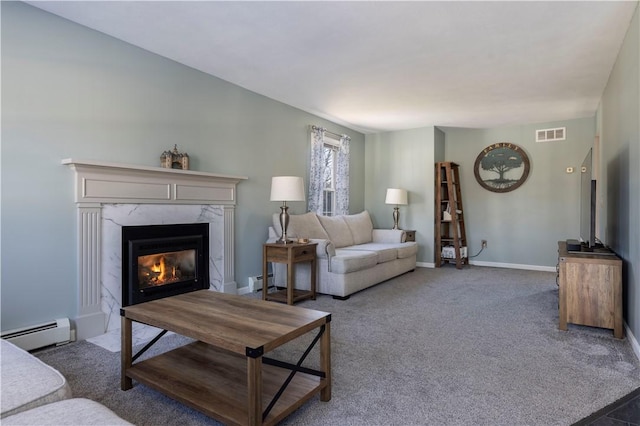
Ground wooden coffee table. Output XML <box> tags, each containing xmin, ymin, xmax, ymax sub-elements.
<box><xmin>120</xmin><ymin>290</ymin><xmax>331</xmax><ymax>426</ymax></box>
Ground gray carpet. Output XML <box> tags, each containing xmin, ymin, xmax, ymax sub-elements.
<box><xmin>34</xmin><ymin>266</ymin><xmax>640</xmax><ymax>425</ymax></box>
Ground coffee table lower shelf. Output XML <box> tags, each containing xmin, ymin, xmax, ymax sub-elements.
<box><xmin>125</xmin><ymin>341</ymin><xmax>323</xmax><ymax>426</ymax></box>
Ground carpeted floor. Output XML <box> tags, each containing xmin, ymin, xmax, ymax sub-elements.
<box><xmin>35</xmin><ymin>266</ymin><xmax>640</xmax><ymax>425</ymax></box>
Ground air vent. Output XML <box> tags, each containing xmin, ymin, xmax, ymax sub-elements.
<box><xmin>536</xmin><ymin>127</ymin><xmax>566</xmax><ymax>142</ymax></box>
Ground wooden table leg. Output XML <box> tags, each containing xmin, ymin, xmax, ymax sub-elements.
<box><xmin>287</xmin><ymin>249</ymin><xmax>294</xmax><ymax>305</ymax></box>
<box><xmin>310</xmin><ymin>257</ymin><xmax>317</xmax><ymax>300</ymax></box>
<box><xmin>262</xmin><ymin>245</ymin><xmax>269</xmax><ymax>301</ymax></box>
<box><xmin>247</xmin><ymin>356</ymin><xmax>263</xmax><ymax>426</ymax></box>
<box><xmin>320</xmin><ymin>321</ymin><xmax>331</xmax><ymax>401</ymax></box>
<box><xmin>121</xmin><ymin>316</ymin><xmax>132</xmax><ymax>390</ymax></box>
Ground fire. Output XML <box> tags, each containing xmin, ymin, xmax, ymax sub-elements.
<box><xmin>150</xmin><ymin>257</ymin><xmax>167</xmax><ymax>281</ymax></box>
<box><xmin>138</xmin><ymin>251</ymin><xmax>191</xmax><ymax>287</ymax></box>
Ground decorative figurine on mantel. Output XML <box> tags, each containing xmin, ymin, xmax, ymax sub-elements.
<box><xmin>160</xmin><ymin>144</ymin><xmax>190</xmax><ymax>170</ymax></box>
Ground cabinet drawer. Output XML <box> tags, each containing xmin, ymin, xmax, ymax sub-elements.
<box><xmin>291</xmin><ymin>245</ymin><xmax>315</xmax><ymax>261</ymax></box>
<box><xmin>265</xmin><ymin>243</ymin><xmax>317</xmax><ymax>263</ymax></box>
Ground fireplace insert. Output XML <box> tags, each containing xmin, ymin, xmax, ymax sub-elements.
<box><xmin>122</xmin><ymin>223</ymin><xmax>209</xmax><ymax>306</ymax></box>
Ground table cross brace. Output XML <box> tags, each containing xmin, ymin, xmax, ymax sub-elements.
<box><xmin>261</xmin><ymin>324</ymin><xmax>326</xmax><ymax>421</ymax></box>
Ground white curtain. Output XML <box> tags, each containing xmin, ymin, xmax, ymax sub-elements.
<box><xmin>308</xmin><ymin>126</ymin><xmax>325</xmax><ymax>214</ymax></box>
<box><xmin>335</xmin><ymin>135</ymin><xmax>350</xmax><ymax>215</ymax></box>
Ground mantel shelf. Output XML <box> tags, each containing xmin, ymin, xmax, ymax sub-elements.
<box><xmin>61</xmin><ymin>158</ymin><xmax>248</xmax><ymax>183</ymax></box>
<box><xmin>62</xmin><ymin>158</ymin><xmax>247</xmax><ymax>205</ymax></box>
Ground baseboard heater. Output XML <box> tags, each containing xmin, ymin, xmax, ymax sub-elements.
<box><xmin>1</xmin><ymin>318</ymin><xmax>72</xmax><ymax>351</ymax></box>
<box><xmin>248</xmin><ymin>273</ymin><xmax>274</xmax><ymax>292</ymax></box>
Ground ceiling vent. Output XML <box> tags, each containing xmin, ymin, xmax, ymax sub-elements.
<box><xmin>536</xmin><ymin>127</ymin><xmax>566</xmax><ymax>142</ymax></box>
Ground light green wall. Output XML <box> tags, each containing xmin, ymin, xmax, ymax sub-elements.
<box><xmin>364</xmin><ymin>119</ymin><xmax>596</xmax><ymax>269</ymax></box>
<box><xmin>599</xmin><ymin>4</ymin><xmax>639</xmax><ymax>343</ymax></box>
<box><xmin>442</xmin><ymin>118</ymin><xmax>596</xmax><ymax>268</ymax></box>
<box><xmin>0</xmin><ymin>2</ymin><xmax>365</xmax><ymax>331</ymax></box>
<box><xmin>365</xmin><ymin>127</ymin><xmax>436</xmax><ymax>264</ymax></box>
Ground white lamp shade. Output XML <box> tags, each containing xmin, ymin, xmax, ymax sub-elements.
<box><xmin>270</xmin><ymin>176</ymin><xmax>305</xmax><ymax>202</ymax></box>
<box><xmin>385</xmin><ymin>188</ymin><xmax>408</xmax><ymax>205</ymax></box>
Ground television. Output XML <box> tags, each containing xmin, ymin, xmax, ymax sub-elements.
<box><xmin>578</xmin><ymin>148</ymin><xmax>596</xmax><ymax>249</ymax></box>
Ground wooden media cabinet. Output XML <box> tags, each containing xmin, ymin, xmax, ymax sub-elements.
<box><xmin>557</xmin><ymin>241</ymin><xmax>623</xmax><ymax>339</ymax></box>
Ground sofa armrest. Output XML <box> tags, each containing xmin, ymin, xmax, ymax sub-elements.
<box><xmin>311</xmin><ymin>239</ymin><xmax>335</xmax><ymax>259</ymax></box>
<box><xmin>372</xmin><ymin>229</ymin><xmax>406</xmax><ymax>243</ymax></box>
<box><xmin>267</xmin><ymin>226</ymin><xmax>279</xmax><ymax>243</ymax></box>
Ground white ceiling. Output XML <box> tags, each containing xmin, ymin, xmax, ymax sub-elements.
<box><xmin>27</xmin><ymin>1</ymin><xmax>637</xmax><ymax>134</ymax></box>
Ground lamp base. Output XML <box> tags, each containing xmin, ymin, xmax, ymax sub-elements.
<box><xmin>392</xmin><ymin>207</ymin><xmax>400</xmax><ymax>230</ymax></box>
<box><xmin>278</xmin><ymin>203</ymin><xmax>293</xmax><ymax>244</ymax></box>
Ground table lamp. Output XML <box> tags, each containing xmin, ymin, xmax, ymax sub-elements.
<box><xmin>385</xmin><ymin>188</ymin><xmax>408</xmax><ymax>230</ymax></box>
<box><xmin>271</xmin><ymin>176</ymin><xmax>305</xmax><ymax>243</ymax></box>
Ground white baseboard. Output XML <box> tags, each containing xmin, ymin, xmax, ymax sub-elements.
<box><xmin>237</xmin><ymin>286</ymin><xmax>252</xmax><ymax>295</ymax></box>
<box><xmin>421</xmin><ymin>260</ymin><xmax>555</xmax><ymax>272</ymax></box>
<box><xmin>469</xmin><ymin>260</ymin><xmax>556</xmax><ymax>272</ymax></box>
<box><xmin>625</xmin><ymin>321</ymin><xmax>640</xmax><ymax>361</ymax></box>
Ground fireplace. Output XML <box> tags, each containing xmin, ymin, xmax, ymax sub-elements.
<box><xmin>122</xmin><ymin>223</ymin><xmax>209</xmax><ymax>306</ymax></box>
<box><xmin>64</xmin><ymin>159</ymin><xmax>246</xmax><ymax>340</ymax></box>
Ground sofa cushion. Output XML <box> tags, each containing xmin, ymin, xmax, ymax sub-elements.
<box><xmin>343</xmin><ymin>211</ymin><xmax>374</xmax><ymax>245</ymax></box>
<box><xmin>397</xmin><ymin>241</ymin><xmax>419</xmax><ymax>259</ymax></box>
<box><xmin>318</xmin><ymin>215</ymin><xmax>355</xmax><ymax>248</ymax></box>
<box><xmin>1</xmin><ymin>339</ymin><xmax>72</xmax><ymax>418</ymax></box>
<box><xmin>343</xmin><ymin>243</ymin><xmax>398</xmax><ymax>263</ymax></box>
<box><xmin>2</xmin><ymin>398</ymin><xmax>133</xmax><ymax>425</ymax></box>
<box><xmin>272</xmin><ymin>212</ymin><xmax>329</xmax><ymax>240</ymax></box>
<box><xmin>330</xmin><ymin>249</ymin><xmax>378</xmax><ymax>273</ymax></box>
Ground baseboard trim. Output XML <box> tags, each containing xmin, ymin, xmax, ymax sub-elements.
<box><xmin>469</xmin><ymin>260</ymin><xmax>556</xmax><ymax>272</ymax></box>
<box><xmin>625</xmin><ymin>321</ymin><xmax>640</xmax><ymax>361</ymax></box>
<box><xmin>416</xmin><ymin>262</ymin><xmax>435</xmax><ymax>268</ymax></box>
<box><xmin>236</xmin><ymin>286</ymin><xmax>252</xmax><ymax>295</ymax></box>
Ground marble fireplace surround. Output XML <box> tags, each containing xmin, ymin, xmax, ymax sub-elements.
<box><xmin>63</xmin><ymin>159</ymin><xmax>247</xmax><ymax>343</ymax></box>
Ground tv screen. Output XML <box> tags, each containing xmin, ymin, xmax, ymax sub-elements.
<box><xmin>579</xmin><ymin>148</ymin><xmax>596</xmax><ymax>248</ymax></box>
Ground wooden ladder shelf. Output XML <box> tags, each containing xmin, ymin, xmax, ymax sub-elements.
<box><xmin>435</xmin><ymin>162</ymin><xmax>468</xmax><ymax>269</ymax></box>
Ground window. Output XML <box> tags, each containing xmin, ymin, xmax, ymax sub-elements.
<box><xmin>309</xmin><ymin>126</ymin><xmax>350</xmax><ymax>216</ymax></box>
<box><xmin>322</xmin><ymin>139</ymin><xmax>339</xmax><ymax>216</ymax></box>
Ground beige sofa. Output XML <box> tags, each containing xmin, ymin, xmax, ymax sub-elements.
<box><xmin>268</xmin><ymin>211</ymin><xmax>418</xmax><ymax>298</ymax></box>
<box><xmin>1</xmin><ymin>339</ymin><xmax>131</xmax><ymax>425</ymax></box>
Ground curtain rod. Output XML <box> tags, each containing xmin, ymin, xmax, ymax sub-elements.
<box><xmin>311</xmin><ymin>125</ymin><xmax>350</xmax><ymax>141</ymax></box>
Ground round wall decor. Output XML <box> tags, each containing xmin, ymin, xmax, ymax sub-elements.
<box><xmin>473</xmin><ymin>143</ymin><xmax>530</xmax><ymax>193</ymax></box>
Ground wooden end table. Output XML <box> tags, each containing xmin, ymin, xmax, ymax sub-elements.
<box><xmin>403</xmin><ymin>230</ymin><xmax>416</xmax><ymax>242</ymax></box>
<box><xmin>263</xmin><ymin>242</ymin><xmax>317</xmax><ymax>305</ymax></box>
<box><xmin>121</xmin><ymin>290</ymin><xmax>331</xmax><ymax>426</ymax></box>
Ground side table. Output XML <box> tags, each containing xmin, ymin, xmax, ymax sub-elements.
<box><xmin>403</xmin><ymin>230</ymin><xmax>416</xmax><ymax>242</ymax></box>
<box><xmin>263</xmin><ymin>242</ymin><xmax>317</xmax><ymax>305</ymax></box>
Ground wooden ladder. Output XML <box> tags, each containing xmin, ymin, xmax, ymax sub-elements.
<box><xmin>435</xmin><ymin>162</ymin><xmax>468</xmax><ymax>269</ymax></box>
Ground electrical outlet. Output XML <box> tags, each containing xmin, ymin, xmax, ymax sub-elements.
<box><xmin>481</xmin><ymin>240</ymin><xmax>487</xmax><ymax>248</ymax></box>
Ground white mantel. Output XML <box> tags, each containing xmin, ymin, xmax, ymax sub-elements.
<box><xmin>62</xmin><ymin>158</ymin><xmax>247</xmax><ymax>205</ymax></box>
<box><xmin>63</xmin><ymin>159</ymin><xmax>247</xmax><ymax>341</ymax></box>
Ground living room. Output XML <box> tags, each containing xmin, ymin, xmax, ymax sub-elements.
<box><xmin>2</xmin><ymin>1</ymin><xmax>639</xmax><ymax>424</ymax></box>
